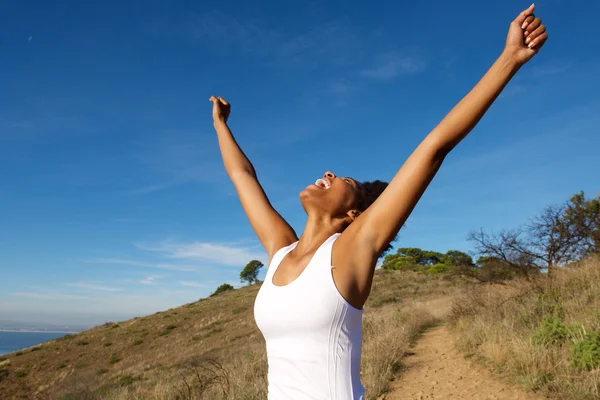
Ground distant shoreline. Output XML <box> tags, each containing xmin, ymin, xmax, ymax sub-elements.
<box><xmin>0</xmin><ymin>330</ymin><xmax>80</xmax><ymax>334</ymax></box>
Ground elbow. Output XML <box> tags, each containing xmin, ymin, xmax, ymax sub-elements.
<box><xmin>422</xmin><ymin>136</ymin><xmax>451</xmax><ymax>162</ymax></box>
<box><xmin>229</xmin><ymin>169</ymin><xmax>256</xmax><ymax>182</ymax></box>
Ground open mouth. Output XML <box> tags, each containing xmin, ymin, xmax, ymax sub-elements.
<box><xmin>314</xmin><ymin>178</ymin><xmax>331</xmax><ymax>190</ymax></box>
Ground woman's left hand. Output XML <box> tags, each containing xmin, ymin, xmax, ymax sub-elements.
<box><xmin>504</xmin><ymin>4</ymin><xmax>548</xmax><ymax>65</ymax></box>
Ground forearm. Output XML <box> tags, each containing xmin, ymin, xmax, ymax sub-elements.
<box><xmin>429</xmin><ymin>52</ymin><xmax>521</xmax><ymax>155</ymax></box>
<box><xmin>213</xmin><ymin>119</ymin><xmax>256</xmax><ymax>178</ymax></box>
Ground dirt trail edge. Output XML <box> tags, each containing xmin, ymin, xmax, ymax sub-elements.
<box><xmin>385</xmin><ymin>325</ymin><xmax>546</xmax><ymax>400</ymax></box>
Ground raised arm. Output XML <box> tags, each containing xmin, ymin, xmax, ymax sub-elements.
<box><xmin>351</xmin><ymin>5</ymin><xmax>548</xmax><ymax>256</ymax></box>
<box><xmin>210</xmin><ymin>96</ymin><xmax>298</xmax><ymax>258</ymax></box>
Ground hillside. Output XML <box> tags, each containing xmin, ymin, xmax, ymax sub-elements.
<box><xmin>450</xmin><ymin>257</ymin><xmax>600</xmax><ymax>399</ymax></box>
<box><xmin>0</xmin><ymin>269</ymin><xmax>458</xmax><ymax>400</ymax></box>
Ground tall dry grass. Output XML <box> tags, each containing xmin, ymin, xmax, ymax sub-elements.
<box><xmin>10</xmin><ymin>270</ymin><xmax>456</xmax><ymax>400</ymax></box>
<box><xmin>450</xmin><ymin>256</ymin><xmax>600</xmax><ymax>399</ymax></box>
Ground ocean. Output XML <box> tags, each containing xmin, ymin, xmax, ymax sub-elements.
<box><xmin>0</xmin><ymin>331</ymin><xmax>70</xmax><ymax>356</ymax></box>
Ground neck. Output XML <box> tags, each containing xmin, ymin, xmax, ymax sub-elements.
<box><xmin>295</xmin><ymin>213</ymin><xmax>345</xmax><ymax>256</ymax></box>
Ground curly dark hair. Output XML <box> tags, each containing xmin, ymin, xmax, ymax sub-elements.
<box><xmin>357</xmin><ymin>180</ymin><xmax>398</xmax><ymax>257</ymax></box>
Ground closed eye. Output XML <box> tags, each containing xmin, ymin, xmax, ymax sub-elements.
<box><xmin>343</xmin><ymin>178</ymin><xmax>358</xmax><ymax>191</ymax></box>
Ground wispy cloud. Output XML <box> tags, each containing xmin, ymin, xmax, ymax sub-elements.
<box><xmin>360</xmin><ymin>52</ymin><xmax>424</xmax><ymax>80</ymax></box>
<box><xmin>82</xmin><ymin>258</ymin><xmax>198</xmax><ymax>272</ymax></box>
<box><xmin>11</xmin><ymin>292</ymin><xmax>94</xmax><ymax>300</ymax></box>
<box><xmin>136</xmin><ymin>240</ymin><xmax>266</xmax><ymax>267</ymax></box>
<box><xmin>152</xmin><ymin>10</ymin><xmax>425</xmax><ymax>81</ymax></box>
<box><xmin>140</xmin><ymin>276</ymin><xmax>157</xmax><ymax>285</ymax></box>
<box><xmin>128</xmin><ymin>130</ymin><xmax>226</xmax><ymax>196</ymax></box>
<box><xmin>179</xmin><ymin>281</ymin><xmax>206</xmax><ymax>288</ymax></box>
<box><xmin>67</xmin><ymin>282</ymin><xmax>122</xmax><ymax>292</ymax></box>
<box><xmin>531</xmin><ymin>62</ymin><xmax>572</xmax><ymax>77</ymax></box>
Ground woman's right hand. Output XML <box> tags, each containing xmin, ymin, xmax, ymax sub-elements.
<box><xmin>210</xmin><ymin>96</ymin><xmax>231</xmax><ymax>123</ymax></box>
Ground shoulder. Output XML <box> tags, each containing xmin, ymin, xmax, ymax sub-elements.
<box><xmin>266</xmin><ymin>236</ymin><xmax>298</xmax><ymax>268</ymax></box>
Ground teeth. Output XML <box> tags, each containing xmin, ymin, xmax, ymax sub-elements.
<box><xmin>315</xmin><ymin>179</ymin><xmax>330</xmax><ymax>189</ymax></box>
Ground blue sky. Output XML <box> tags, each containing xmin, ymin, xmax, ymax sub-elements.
<box><xmin>1</xmin><ymin>0</ymin><xmax>598</xmax><ymax>326</ymax></box>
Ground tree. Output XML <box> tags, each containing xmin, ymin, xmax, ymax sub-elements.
<box><xmin>381</xmin><ymin>247</ymin><xmax>470</xmax><ymax>271</ymax></box>
<box><xmin>210</xmin><ymin>283</ymin><xmax>234</xmax><ymax>297</ymax></box>
<box><xmin>240</xmin><ymin>260</ymin><xmax>263</xmax><ymax>285</ymax></box>
<box><xmin>442</xmin><ymin>250</ymin><xmax>474</xmax><ymax>267</ymax></box>
<box><xmin>468</xmin><ymin>191</ymin><xmax>600</xmax><ymax>276</ymax></box>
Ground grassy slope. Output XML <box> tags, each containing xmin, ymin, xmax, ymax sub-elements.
<box><xmin>450</xmin><ymin>257</ymin><xmax>600</xmax><ymax>399</ymax></box>
<box><xmin>0</xmin><ymin>269</ymin><xmax>458</xmax><ymax>400</ymax></box>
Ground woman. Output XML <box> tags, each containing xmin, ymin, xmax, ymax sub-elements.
<box><xmin>210</xmin><ymin>5</ymin><xmax>547</xmax><ymax>399</ymax></box>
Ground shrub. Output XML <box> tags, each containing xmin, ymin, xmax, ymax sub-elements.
<box><xmin>0</xmin><ymin>369</ymin><xmax>9</xmax><ymax>382</ymax></box>
<box><xmin>133</xmin><ymin>339</ymin><xmax>143</xmax><ymax>346</ymax></box>
<box><xmin>103</xmin><ymin>342</ymin><xmax>112</xmax><ymax>347</ymax></box>
<box><xmin>14</xmin><ymin>370</ymin><xmax>28</xmax><ymax>378</ymax></box>
<box><xmin>76</xmin><ymin>340</ymin><xmax>89</xmax><ymax>346</ymax></box>
<box><xmin>211</xmin><ymin>283</ymin><xmax>235</xmax><ymax>297</ymax></box>
<box><xmin>119</xmin><ymin>374</ymin><xmax>137</xmax><ymax>386</ymax></box>
<box><xmin>425</xmin><ymin>263</ymin><xmax>454</xmax><ymax>274</ymax></box>
<box><xmin>571</xmin><ymin>331</ymin><xmax>600</xmax><ymax>370</ymax></box>
<box><xmin>109</xmin><ymin>354</ymin><xmax>121</xmax><ymax>364</ymax></box>
<box><xmin>97</xmin><ymin>368</ymin><xmax>108</xmax><ymax>375</ymax></box>
<box><xmin>532</xmin><ymin>316</ymin><xmax>571</xmax><ymax>346</ymax></box>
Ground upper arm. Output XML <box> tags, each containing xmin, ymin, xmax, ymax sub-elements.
<box><xmin>230</xmin><ymin>172</ymin><xmax>298</xmax><ymax>259</ymax></box>
<box><xmin>347</xmin><ymin>136</ymin><xmax>446</xmax><ymax>256</ymax></box>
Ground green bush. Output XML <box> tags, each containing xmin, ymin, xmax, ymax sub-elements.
<box><xmin>532</xmin><ymin>316</ymin><xmax>571</xmax><ymax>346</ymax></box>
<box><xmin>425</xmin><ymin>263</ymin><xmax>454</xmax><ymax>274</ymax></box>
<box><xmin>211</xmin><ymin>283</ymin><xmax>235</xmax><ymax>297</ymax></box>
<box><xmin>109</xmin><ymin>353</ymin><xmax>121</xmax><ymax>364</ymax></box>
<box><xmin>15</xmin><ymin>370</ymin><xmax>28</xmax><ymax>378</ymax></box>
<box><xmin>571</xmin><ymin>331</ymin><xmax>600</xmax><ymax>370</ymax></box>
<box><xmin>133</xmin><ymin>339</ymin><xmax>143</xmax><ymax>346</ymax></box>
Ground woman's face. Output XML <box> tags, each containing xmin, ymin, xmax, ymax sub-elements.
<box><xmin>300</xmin><ymin>171</ymin><xmax>363</xmax><ymax>219</ymax></box>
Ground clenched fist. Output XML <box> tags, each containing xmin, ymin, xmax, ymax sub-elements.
<box><xmin>210</xmin><ymin>96</ymin><xmax>231</xmax><ymax>123</ymax></box>
<box><xmin>504</xmin><ymin>4</ymin><xmax>548</xmax><ymax>65</ymax></box>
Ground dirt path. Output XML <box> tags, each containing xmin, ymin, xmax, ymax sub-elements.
<box><xmin>385</xmin><ymin>325</ymin><xmax>545</xmax><ymax>400</ymax></box>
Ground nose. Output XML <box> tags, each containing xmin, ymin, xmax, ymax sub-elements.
<box><xmin>324</xmin><ymin>171</ymin><xmax>336</xmax><ymax>179</ymax></box>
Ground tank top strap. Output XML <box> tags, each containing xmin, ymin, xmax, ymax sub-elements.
<box><xmin>266</xmin><ymin>241</ymin><xmax>298</xmax><ymax>276</ymax></box>
<box><xmin>313</xmin><ymin>232</ymin><xmax>342</xmax><ymax>270</ymax></box>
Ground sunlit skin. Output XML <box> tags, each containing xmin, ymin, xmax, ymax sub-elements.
<box><xmin>211</xmin><ymin>5</ymin><xmax>547</xmax><ymax>310</ymax></box>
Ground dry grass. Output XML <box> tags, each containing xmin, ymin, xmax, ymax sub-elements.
<box><xmin>450</xmin><ymin>256</ymin><xmax>600</xmax><ymax>399</ymax></box>
<box><xmin>0</xmin><ymin>269</ymin><xmax>458</xmax><ymax>400</ymax></box>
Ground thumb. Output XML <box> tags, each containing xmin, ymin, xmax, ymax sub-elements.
<box><xmin>515</xmin><ymin>3</ymin><xmax>535</xmax><ymax>25</ymax></box>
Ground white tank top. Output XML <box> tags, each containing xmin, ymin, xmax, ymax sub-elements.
<box><xmin>253</xmin><ymin>233</ymin><xmax>365</xmax><ymax>400</ymax></box>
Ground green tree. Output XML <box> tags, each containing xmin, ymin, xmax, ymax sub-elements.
<box><xmin>240</xmin><ymin>260</ymin><xmax>263</xmax><ymax>285</ymax></box>
<box><xmin>210</xmin><ymin>283</ymin><xmax>234</xmax><ymax>297</ymax></box>
<box><xmin>443</xmin><ymin>250</ymin><xmax>474</xmax><ymax>267</ymax></box>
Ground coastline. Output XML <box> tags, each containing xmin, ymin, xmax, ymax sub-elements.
<box><xmin>0</xmin><ymin>330</ymin><xmax>80</xmax><ymax>334</ymax></box>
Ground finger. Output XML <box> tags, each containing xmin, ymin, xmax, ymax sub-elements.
<box><xmin>516</xmin><ymin>3</ymin><xmax>536</xmax><ymax>26</ymax></box>
<box><xmin>218</xmin><ymin>97</ymin><xmax>229</xmax><ymax>106</ymax></box>
<box><xmin>526</xmin><ymin>23</ymin><xmax>546</xmax><ymax>45</ymax></box>
<box><xmin>529</xmin><ymin>32</ymin><xmax>548</xmax><ymax>50</ymax></box>
<box><xmin>209</xmin><ymin>96</ymin><xmax>218</xmax><ymax>103</ymax></box>
<box><xmin>522</xmin><ymin>15</ymin><xmax>535</xmax><ymax>31</ymax></box>
<box><xmin>524</xmin><ymin>17</ymin><xmax>541</xmax><ymax>38</ymax></box>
